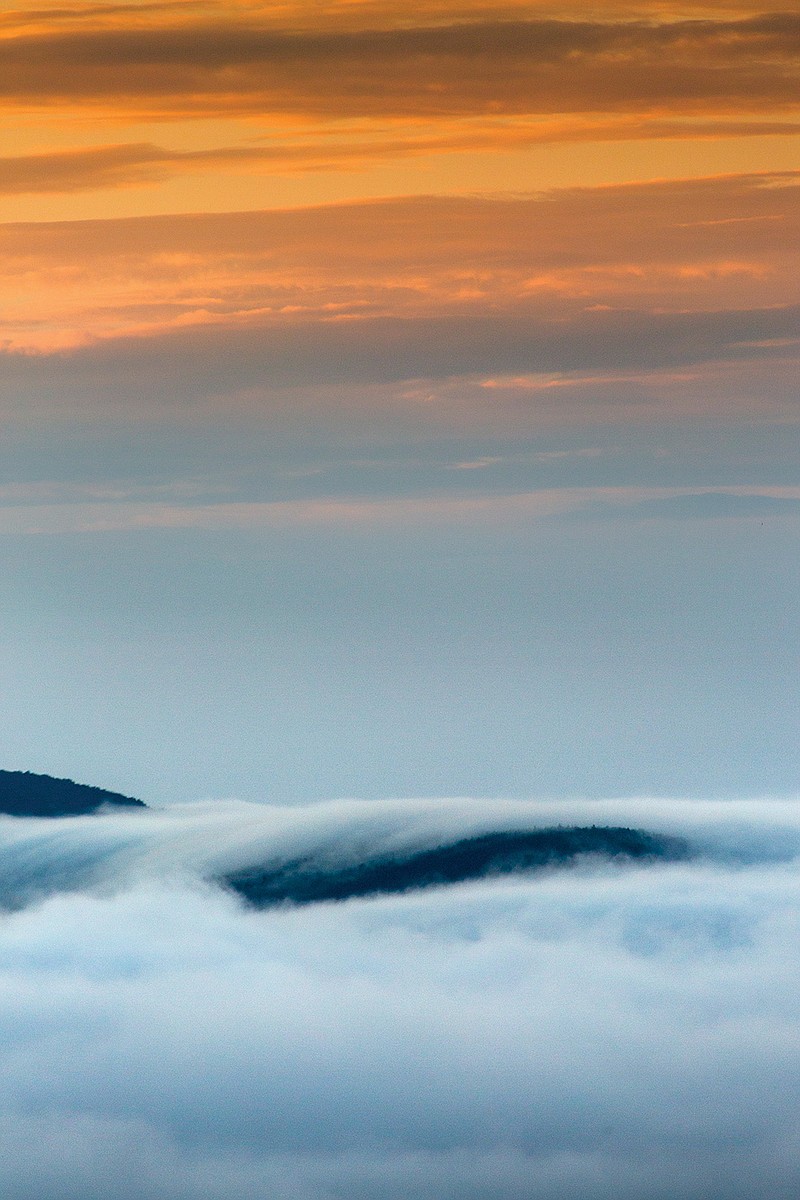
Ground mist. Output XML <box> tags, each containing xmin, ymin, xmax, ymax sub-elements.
<box><xmin>1</xmin><ymin>797</ymin><xmax>800</xmax><ymax>1199</ymax></box>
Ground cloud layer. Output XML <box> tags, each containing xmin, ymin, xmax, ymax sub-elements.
<box><xmin>2</xmin><ymin>797</ymin><xmax>800</xmax><ymax>1198</ymax></box>
<box><xmin>3</xmin><ymin>1</ymin><xmax>798</xmax><ymax>223</ymax></box>
<box><xmin>2</xmin><ymin>172</ymin><xmax>798</xmax><ymax>369</ymax></box>
<box><xmin>2</xmin><ymin>12</ymin><xmax>799</xmax><ymax>118</ymax></box>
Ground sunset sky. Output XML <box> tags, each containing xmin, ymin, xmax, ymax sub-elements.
<box><xmin>2</xmin><ymin>0</ymin><xmax>798</xmax><ymax>803</ymax></box>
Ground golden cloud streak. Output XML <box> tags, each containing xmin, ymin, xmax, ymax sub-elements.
<box><xmin>3</xmin><ymin>118</ymin><xmax>800</xmax><ymax>195</ymax></box>
<box><xmin>0</xmin><ymin>13</ymin><xmax>797</xmax><ymax>119</ymax></box>
<box><xmin>0</xmin><ymin>171</ymin><xmax>796</xmax><ymax>350</ymax></box>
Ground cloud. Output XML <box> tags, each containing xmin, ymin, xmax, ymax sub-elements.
<box><xmin>0</xmin><ymin>175</ymin><xmax>796</xmax><ymax>508</ymax></box>
<box><xmin>1</xmin><ymin>13</ymin><xmax>799</xmax><ymax>118</ymax></box>
<box><xmin>588</xmin><ymin>491</ymin><xmax>800</xmax><ymax>520</ymax></box>
<box><xmin>2</xmin><ymin>301</ymin><xmax>797</xmax><ymax>412</ymax></box>
<box><xmin>1</xmin><ymin>171</ymin><xmax>797</xmax><ymax>354</ymax></box>
<box><xmin>2</xmin><ymin>797</ymin><xmax>800</xmax><ymax>1197</ymax></box>
<box><xmin>6</xmin><ymin>171</ymin><xmax>794</xmax><ymax>266</ymax></box>
<box><xmin>0</xmin><ymin>796</ymin><xmax>687</xmax><ymax>908</ymax></box>
<box><xmin>7</xmin><ymin>119</ymin><xmax>800</xmax><ymax>196</ymax></box>
<box><xmin>2</xmin><ymin>487</ymin><xmax>800</xmax><ymax>537</ymax></box>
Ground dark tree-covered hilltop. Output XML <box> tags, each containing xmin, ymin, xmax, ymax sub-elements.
<box><xmin>0</xmin><ymin>770</ymin><xmax>146</xmax><ymax>817</ymax></box>
<box><xmin>225</xmin><ymin>826</ymin><xmax>690</xmax><ymax>908</ymax></box>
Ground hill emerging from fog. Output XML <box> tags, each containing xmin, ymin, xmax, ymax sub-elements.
<box><xmin>0</xmin><ymin>770</ymin><xmax>146</xmax><ymax>818</ymax></box>
<box><xmin>0</xmin><ymin>783</ymin><xmax>691</xmax><ymax>909</ymax></box>
<box><xmin>224</xmin><ymin>826</ymin><xmax>690</xmax><ymax>907</ymax></box>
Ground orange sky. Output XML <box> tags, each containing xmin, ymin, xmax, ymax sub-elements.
<box><xmin>2</xmin><ymin>1</ymin><xmax>800</xmax><ymax>805</ymax></box>
<box><xmin>2</xmin><ymin>0</ymin><xmax>799</xmax><ymax>221</ymax></box>
<box><xmin>0</xmin><ymin>0</ymin><xmax>797</xmax><ymax>413</ymax></box>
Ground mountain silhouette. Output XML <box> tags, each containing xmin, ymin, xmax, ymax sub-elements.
<box><xmin>0</xmin><ymin>770</ymin><xmax>146</xmax><ymax>818</ymax></box>
<box><xmin>224</xmin><ymin>826</ymin><xmax>689</xmax><ymax>907</ymax></box>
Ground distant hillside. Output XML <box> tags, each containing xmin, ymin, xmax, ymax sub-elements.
<box><xmin>224</xmin><ymin>826</ymin><xmax>690</xmax><ymax>908</ymax></box>
<box><xmin>0</xmin><ymin>771</ymin><xmax>146</xmax><ymax>818</ymax></box>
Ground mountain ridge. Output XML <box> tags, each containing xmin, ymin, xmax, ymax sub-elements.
<box><xmin>224</xmin><ymin>825</ymin><xmax>690</xmax><ymax>907</ymax></box>
<box><xmin>0</xmin><ymin>770</ymin><xmax>146</xmax><ymax>818</ymax></box>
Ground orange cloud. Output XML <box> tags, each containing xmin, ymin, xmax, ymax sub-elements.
<box><xmin>4</xmin><ymin>119</ymin><xmax>800</xmax><ymax>196</ymax></box>
<box><xmin>0</xmin><ymin>13</ymin><xmax>797</xmax><ymax>119</ymax></box>
<box><xmin>1</xmin><ymin>170</ymin><xmax>797</xmax><ymax>351</ymax></box>
<box><xmin>8</xmin><ymin>484</ymin><xmax>800</xmax><ymax>536</ymax></box>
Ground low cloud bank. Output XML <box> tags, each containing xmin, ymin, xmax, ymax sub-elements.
<box><xmin>0</xmin><ymin>796</ymin><xmax>798</xmax><ymax>908</ymax></box>
<box><xmin>1</xmin><ymin>797</ymin><xmax>800</xmax><ymax>1198</ymax></box>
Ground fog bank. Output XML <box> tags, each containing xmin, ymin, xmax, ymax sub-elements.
<box><xmin>1</xmin><ymin>797</ymin><xmax>799</xmax><ymax>1198</ymax></box>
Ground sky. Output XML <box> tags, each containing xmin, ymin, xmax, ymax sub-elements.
<box><xmin>1</xmin><ymin>0</ymin><xmax>799</xmax><ymax>803</ymax></box>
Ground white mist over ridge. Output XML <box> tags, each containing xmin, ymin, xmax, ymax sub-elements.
<box><xmin>1</xmin><ymin>795</ymin><xmax>800</xmax><ymax>909</ymax></box>
<box><xmin>2</xmin><ymin>797</ymin><xmax>800</xmax><ymax>1199</ymax></box>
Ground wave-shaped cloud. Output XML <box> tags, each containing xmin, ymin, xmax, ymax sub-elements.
<box><xmin>0</xmin><ymin>797</ymin><xmax>696</xmax><ymax>908</ymax></box>
<box><xmin>0</xmin><ymin>795</ymin><xmax>797</xmax><ymax>909</ymax></box>
<box><xmin>1</xmin><ymin>797</ymin><xmax>800</xmax><ymax>1198</ymax></box>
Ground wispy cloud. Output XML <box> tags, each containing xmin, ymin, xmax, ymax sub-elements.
<box><xmin>2</xmin><ymin>487</ymin><xmax>799</xmax><ymax>536</ymax></box>
<box><xmin>1</xmin><ymin>172</ymin><xmax>797</xmax><ymax>353</ymax></box>
<box><xmin>1</xmin><ymin>14</ymin><xmax>799</xmax><ymax>119</ymax></box>
<box><xmin>4</xmin><ymin>300</ymin><xmax>797</xmax><ymax>400</ymax></box>
<box><xmin>6</xmin><ymin>118</ymin><xmax>800</xmax><ymax>196</ymax></box>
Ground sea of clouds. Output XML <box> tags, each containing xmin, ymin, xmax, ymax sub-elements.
<box><xmin>1</xmin><ymin>796</ymin><xmax>800</xmax><ymax>1200</ymax></box>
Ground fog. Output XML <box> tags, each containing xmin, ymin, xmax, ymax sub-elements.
<box><xmin>0</xmin><ymin>798</ymin><xmax>798</xmax><ymax>1198</ymax></box>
